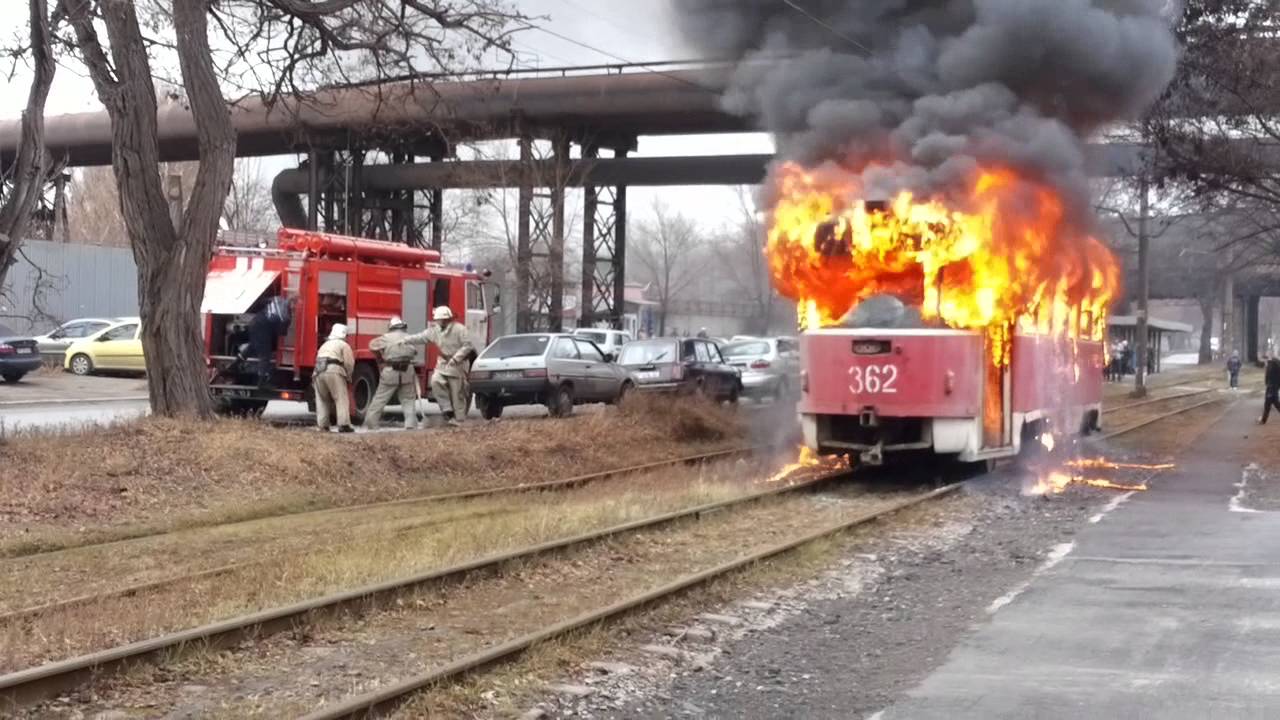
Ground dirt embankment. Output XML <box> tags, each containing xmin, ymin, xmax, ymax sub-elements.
<box><xmin>0</xmin><ymin>398</ymin><xmax>749</xmax><ymax>554</ymax></box>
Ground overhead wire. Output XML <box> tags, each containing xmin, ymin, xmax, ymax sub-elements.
<box><xmin>523</xmin><ymin>24</ymin><xmax>724</xmax><ymax>94</ymax></box>
<box><xmin>778</xmin><ymin>0</ymin><xmax>873</xmax><ymax>56</ymax></box>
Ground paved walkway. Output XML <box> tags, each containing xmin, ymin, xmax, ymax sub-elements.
<box><xmin>882</xmin><ymin>398</ymin><xmax>1280</xmax><ymax>719</ymax></box>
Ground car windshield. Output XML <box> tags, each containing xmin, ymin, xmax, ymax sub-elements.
<box><xmin>619</xmin><ymin>341</ymin><xmax>676</xmax><ymax>365</ymax></box>
<box><xmin>575</xmin><ymin>330</ymin><xmax>608</xmax><ymax>344</ymax></box>
<box><xmin>722</xmin><ymin>341</ymin><xmax>770</xmax><ymax>358</ymax></box>
<box><xmin>481</xmin><ymin>335</ymin><xmax>551</xmax><ymax>360</ymax></box>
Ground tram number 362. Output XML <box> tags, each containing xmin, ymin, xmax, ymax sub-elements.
<box><xmin>849</xmin><ymin>364</ymin><xmax>899</xmax><ymax>394</ymax></box>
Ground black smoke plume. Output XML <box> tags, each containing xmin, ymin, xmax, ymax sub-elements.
<box><xmin>674</xmin><ymin>0</ymin><xmax>1180</xmax><ymax>207</ymax></box>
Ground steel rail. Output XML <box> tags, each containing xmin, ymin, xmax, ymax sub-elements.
<box><xmin>1105</xmin><ymin>387</ymin><xmax>1214</xmax><ymax>413</ymax></box>
<box><xmin>0</xmin><ymin>461</ymin><xmax>847</xmax><ymax>711</ymax></box>
<box><xmin>0</xmin><ymin>506</ymin><xmax>521</xmax><ymax>627</ymax></box>
<box><xmin>298</xmin><ymin>483</ymin><xmax>962</xmax><ymax>720</ymax></box>
<box><xmin>1101</xmin><ymin>397</ymin><xmax>1226</xmax><ymax>439</ymax></box>
<box><xmin>1</xmin><ymin>445</ymin><xmax>763</xmax><ymax>563</ymax></box>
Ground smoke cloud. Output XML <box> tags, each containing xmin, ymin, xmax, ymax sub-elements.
<box><xmin>674</xmin><ymin>0</ymin><xmax>1180</xmax><ymax>210</ymax></box>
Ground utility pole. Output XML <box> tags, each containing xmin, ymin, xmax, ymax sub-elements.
<box><xmin>1133</xmin><ymin>173</ymin><xmax>1150</xmax><ymax>399</ymax></box>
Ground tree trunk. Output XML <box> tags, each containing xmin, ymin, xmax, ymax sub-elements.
<box><xmin>0</xmin><ymin>0</ymin><xmax>56</xmax><ymax>294</ymax></box>
<box><xmin>1199</xmin><ymin>295</ymin><xmax>1214</xmax><ymax>364</ymax></box>
<box><xmin>68</xmin><ymin>0</ymin><xmax>235</xmax><ymax>418</ymax></box>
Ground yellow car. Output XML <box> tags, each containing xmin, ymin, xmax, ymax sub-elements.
<box><xmin>64</xmin><ymin>318</ymin><xmax>145</xmax><ymax>375</ymax></box>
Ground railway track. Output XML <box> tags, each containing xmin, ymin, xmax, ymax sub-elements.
<box><xmin>0</xmin><ymin>459</ymin><xmax>856</xmax><ymax>711</ymax></box>
<box><xmin>0</xmin><ymin>445</ymin><xmax>764</xmax><ymax>565</ymax></box>
<box><xmin>300</xmin><ymin>484</ymin><xmax>959</xmax><ymax>720</ymax></box>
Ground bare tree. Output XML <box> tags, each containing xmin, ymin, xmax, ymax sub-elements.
<box><xmin>712</xmin><ymin>186</ymin><xmax>775</xmax><ymax>335</ymax></box>
<box><xmin>61</xmin><ymin>0</ymin><xmax>528</xmax><ymax>417</ymax></box>
<box><xmin>1149</xmin><ymin>2</ymin><xmax>1280</xmax><ymax>233</ymax></box>
<box><xmin>0</xmin><ymin>0</ymin><xmax>59</xmax><ymax>294</ymax></box>
<box><xmin>222</xmin><ymin>158</ymin><xmax>276</xmax><ymax>234</ymax></box>
<box><xmin>631</xmin><ymin>200</ymin><xmax>706</xmax><ymax>336</ymax></box>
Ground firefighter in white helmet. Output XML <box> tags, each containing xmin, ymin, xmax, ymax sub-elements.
<box><xmin>314</xmin><ymin>323</ymin><xmax>355</xmax><ymax>432</ymax></box>
<box><xmin>364</xmin><ymin>315</ymin><xmax>428</xmax><ymax>430</ymax></box>
<box><xmin>416</xmin><ymin>305</ymin><xmax>474</xmax><ymax>427</ymax></box>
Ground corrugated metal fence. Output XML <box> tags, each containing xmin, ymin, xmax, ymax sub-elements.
<box><xmin>0</xmin><ymin>240</ymin><xmax>138</xmax><ymax>334</ymax></box>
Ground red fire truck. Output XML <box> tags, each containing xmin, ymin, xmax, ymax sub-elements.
<box><xmin>799</xmin><ymin>326</ymin><xmax>1104</xmax><ymax>466</ymax></box>
<box><xmin>203</xmin><ymin>228</ymin><xmax>494</xmax><ymax>418</ymax></box>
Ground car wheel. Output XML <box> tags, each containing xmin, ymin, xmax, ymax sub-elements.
<box><xmin>724</xmin><ymin>383</ymin><xmax>740</xmax><ymax>406</ymax></box>
<box><xmin>476</xmin><ymin>394</ymin><xmax>504</xmax><ymax>420</ymax></box>
<box><xmin>614</xmin><ymin>381</ymin><xmax>634</xmax><ymax>406</ymax></box>
<box><xmin>548</xmin><ymin>384</ymin><xmax>574</xmax><ymax>418</ymax></box>
<box><xmin>69</xmin><ymin>353</ymin><xmax>94</xmax><ymax>376</ymax></box>
<box><xmin>2</xmin><ymin>372</ymin><xmax>25</xmax><ymax>384</ymax></box>
<box><xmin>351</xmin><ymin>363</ymin><xmax>379</xmax><ymax>423</ymax></box>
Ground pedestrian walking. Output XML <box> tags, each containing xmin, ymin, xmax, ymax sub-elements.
<box><xmin>1227</xmin><ymin>351</ymin><xmax>1242</xmax><ymax>390</ymax></box>
<box><xmin>364</xmin><ymin>316</ymin><xmax>428</xmax><ymax>430</ymax></box>
<box><xmin>1261</xmin><ymin>354</ymin><xmax>1280</xmax><ymax>424</ymax></box>
<box><xmin>418</xmin><ymin>306</ymin><xmax>474</xmax><ymax>427</ymax></box>
<box><xmin>314</xmin><ymin>323</ymin><xmax>355</xmax><ymax>432</ymax></box>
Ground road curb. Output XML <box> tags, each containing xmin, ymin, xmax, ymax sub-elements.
<box><xmin>0</xmin><ymin>395</ymin><xmax>150</xmax><ymax>408</ymax></box>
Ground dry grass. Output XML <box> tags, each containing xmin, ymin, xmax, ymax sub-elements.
<box><xmin>0</xmin><ymin>399</ymin><xmax>750</xmax><ymax>556</ymax></box>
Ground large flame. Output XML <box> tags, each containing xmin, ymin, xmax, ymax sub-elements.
<box><xmin>767</xmin><ymin>162</ymin><xmax>1119</xmax><ymax>363</ymax></box>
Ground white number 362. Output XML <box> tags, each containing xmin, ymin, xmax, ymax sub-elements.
<box><xmin>849</xmin><ymin>364</ymin><xmax>899</xmax><ymax>394</ymax></box>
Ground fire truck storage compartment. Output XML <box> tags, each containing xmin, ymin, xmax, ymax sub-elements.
<box><xmin>202</xmin><ymin>260</ymin><xmax>285</xmax><ymax>358</ymax></box>
<box><xmin>317</xmin><ymin>271</ymin><xmax>349</xmax><ymax>343</ymax></box>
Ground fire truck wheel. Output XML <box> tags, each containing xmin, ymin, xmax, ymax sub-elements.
<box><xmin>476</xmin><ymin>394</ymin><xmax>504</xmax><ymax>420</ymax></box>
<box><xmin>218</xmin><ymin>399</ymin><xmax>267</xmax><ymax>417</ymax></box>
<box><xmin>351</xmin><ymin>363</ymin><xmax>379</xmax><ymax>422</ymax></box>
<box><xmin>548</xmin><ymin>384</ymin><xmax>574</xmax><ymax>418</ymax></box>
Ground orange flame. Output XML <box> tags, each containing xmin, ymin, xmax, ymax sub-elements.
<box><xmin>766</xmin><ymin>162</ymin><xmax>1119</xmax><ymax>363</ymax></box>
<box><xmin>1066</xmin><ymin>458</ymin><xmax>1175</xmax><ymax>471</ymax></box>
<box><xmin>1026</xmin><ymin>470</ymin><xmax>1149</xmax><ymax>495</ymax></box>
<box><xmin>768</xmin><ymin>446</ymin><xmax>851</xmax><ymax>483</ymax></box>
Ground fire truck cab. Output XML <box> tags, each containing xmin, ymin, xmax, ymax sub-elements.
<box><xmin>202</xmin><ymin>228</ymin><xmax>493</xmax><ymax>419</ymax></box>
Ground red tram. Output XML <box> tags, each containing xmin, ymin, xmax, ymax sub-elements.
<box><xmin>798</xmin><ymin>326</ymin><xmax>1104</xmax><ymax>465</ymax></box>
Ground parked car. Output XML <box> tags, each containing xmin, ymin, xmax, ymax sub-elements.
<box><xmin>0</xmin><ymin>323</ymin><xmax>43</xmax><ymax>383</ymax></box>
<box><xmin>470</xmin><ymin>333</ymin><xmax>634</xmax><ymax>419</ymax></box>
<box><xmin>572</xmin><ymin>327</ymin><xmax>633</xmax><ymax>358</ymax></box>
<box><xmin>64</xmin><ymin>318</ymin><xmax>145</xmax><ymax>376</ymax></box>
<box><xmin>617</xmin><ymin>337</ymin><xmax>742</xmax><ymax>402</ymax></box>
<box><xmin>720</xmin><ymin>337</ymin><xmax>802</xmax><ymax>401</ymax></box>
<box><xmin>34</xmin><ymin>318</ymin><xmax>119</xmax><ymax>360</ymax></box>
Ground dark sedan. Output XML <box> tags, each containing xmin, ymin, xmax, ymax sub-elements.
<box><xmin>0</xmin><ymin>323</ymin><xmax>44</xmax><ymax>383</ymax></box>
<box><xmin>618</xmin><ymin>337</ymin><xmax>742</xmax><ymax>403</ymax></box>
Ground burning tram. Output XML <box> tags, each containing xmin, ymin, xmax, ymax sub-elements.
<box><xmin>769</xmin><ymin>165</ymin><xmax>1118</xmax><ymax>467</ymax></box>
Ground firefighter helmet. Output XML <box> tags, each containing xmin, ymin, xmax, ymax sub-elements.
<box><xmin>328</xmin><ymin>323</ymin><xmax>348</xmax><ymax>340</ymax></box>
<box><xmin>388</xmin><ymin>316</ymin><xmax>408</xmax><ymax>330</ymax></box>
<box><xmin>432</xmin><ymin>306</ymin><xmax>454</xmax><ymax>321</ymax></box>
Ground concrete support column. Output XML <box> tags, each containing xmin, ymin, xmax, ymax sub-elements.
<box><xmin>516</xmin><ymin>136</ymin><xmax>533</xmax><ymax>333</ymax></box>
<box><xmin>548</xmin><ymin>136</ymin><xmax>569</xmax><ymax>332</ymax></box>
<box><xmin>613</xmin><ymin>156</ymin><xmax>628</xmax><ymax>331</ymax></box>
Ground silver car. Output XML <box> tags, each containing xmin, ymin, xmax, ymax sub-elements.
<box><xmin>720</xmin><ymin>337</ymin><xmax>802</xmax><ymax>401</ymax></box>
<box><xmin>34</xmin><ymin>318</ymin><xmax>119</xmax><ymax>361</ymax></box>
<box><xmin>572</xmin><ymin>328</ymin><xmax>632</xmax><ymax>358</ymax></box>
<box><xmin>469</xmin><ymin>333</ymin><xmax>635</xmax><ymax>419</ymax></box>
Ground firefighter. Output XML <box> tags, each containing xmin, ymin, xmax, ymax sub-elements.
<box><xmin>364</xmin><ymin>316</ymin><xmax>428</xmax><ymax>430</ymax></box>
<box><xmin>314</xmin><ymin>323</ymin><xmax>355</xmax><ymax>433</ymax></box>
<box><xmin>418</xmin><ymin>306</ymin><xmax>474</xmax><ymax>427</ymax></box>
